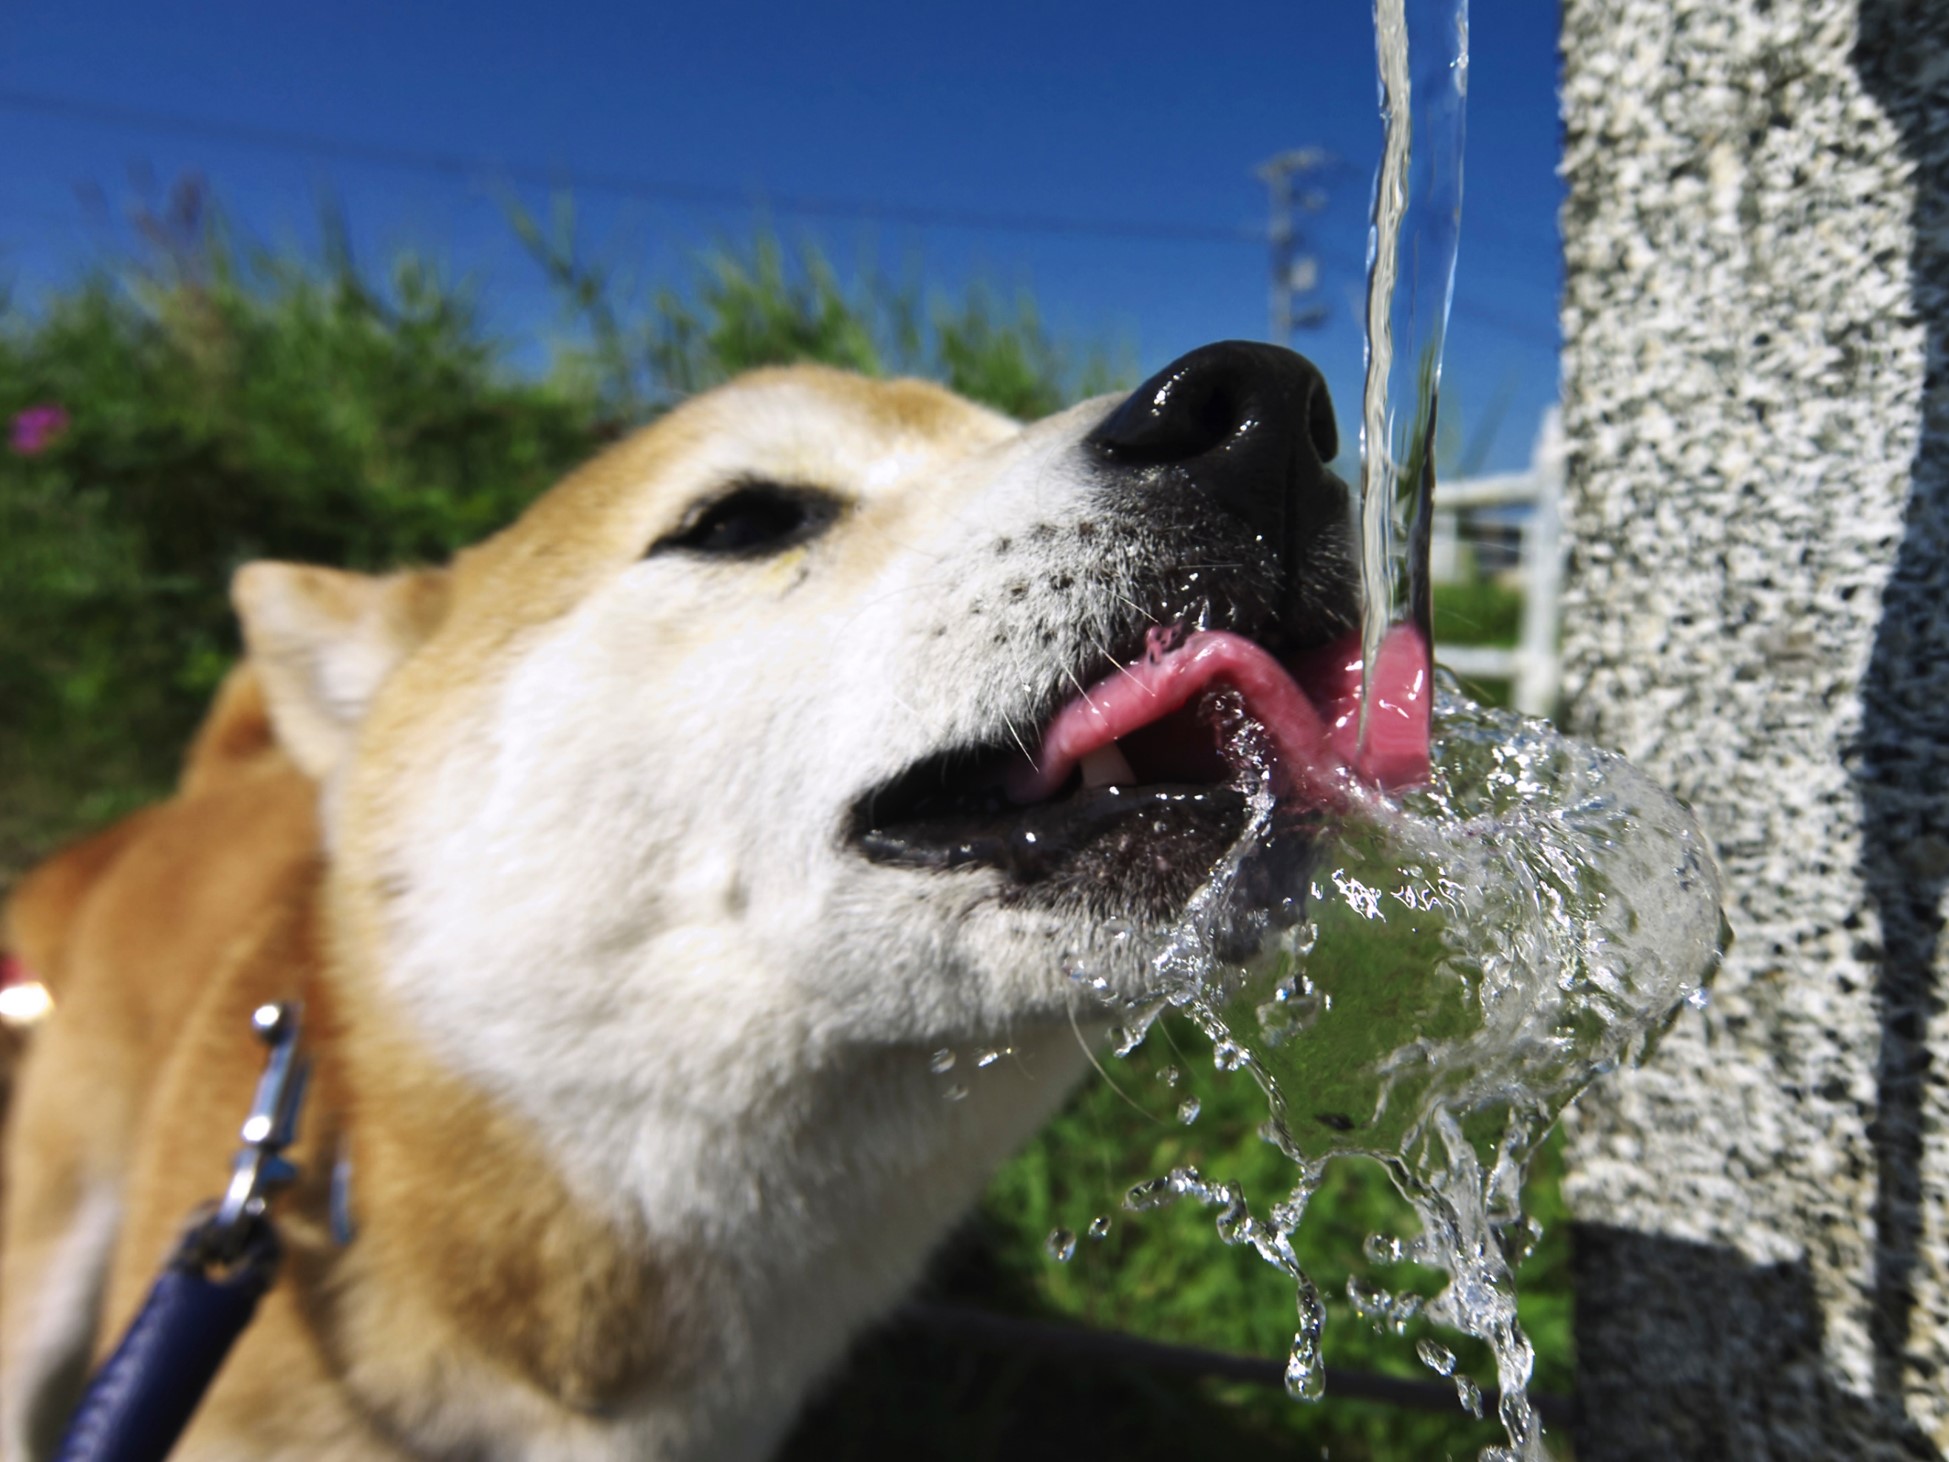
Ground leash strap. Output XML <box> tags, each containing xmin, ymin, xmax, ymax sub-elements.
<box><xmin>52</xmin><ymin>1217</ymin><xmax>279</xmax><ymax>1462</ymax></box>
<box><xmin>53</xmin><ymin>1002</ymin><xmax>309</xmax><ymax>1462</ymax></box>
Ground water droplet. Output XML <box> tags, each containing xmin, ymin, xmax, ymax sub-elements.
<box><xmin>1346</xmin><ymin>1275</ymin><xmax>1387</xmax><ymax>1316</ymax></box>
<box><xmin>942</xmin><ymin>1083</ymin><xmax>968</xmax><ymax>1102</ymax></box>
<box><xmin>1158</xmin><ymin>1065</ymin><xmax>1182</xmax><ymax>1088</ymax></box>
<box><xmin>1212</xmin><ymin>1039</ymin><xmax>1244</xmax><ymax>1072</ymax></box>
<box><xmin>975</xmin><ymin>1048</ymin><xmax>1002</xmax><ymax>1068</ymax></box>
<box><xmin>1257</xmin><ymin>990</ymin><xmax>1326</xmax><ymax>1046</ymax></box>
<box><xmin>1214</xmin><ymin>1187</ymin><xmax>1251</xmax><ymax>1245</ymax></box>
<box><xmin>1365</xmin><ymin>1233</ymin><xmax>1406</xmax><ymax>1265</ymax></box>
<box><xmin>1416</xmin><ymin>1338</ymin><xmax>1457</xmax><ymax>1376</ymax></box>
<box><xmin>1501</xmin><ymin>1213</ymin><xmax>1546</xmax><ymax>1267</ymax></box>
<box><xmin>1110</xmin><ymin>1024</ymin><xmax>1147</xmax><ymax>1058</ymax></box>
<box><xmin>1087</xmin><ymin>1215</ymin><xmax>1112</xmax><ymax>1241</ymax></box>
<box><xmin>1454</xmin><ymin>1373</ymin><xmax>1484</xmax><ymax>1419</ymax></box>
<box><xmin>1685</xmin><ymin>985</ymin><xmax>1711</xmax><ymax>1010</ymax></box>
<box><xmin>1045</xmin><ymin>1228</ymin><xmax>1076</xmax><ymax>1262</ymax></box>
<box><xmin>1284</xmin><ymin>1332</ymin><xmax>1325</xmax><ymax>1402</ymax></box>
<box><xmin>1178</xmin><ymin>1097</ymin><xmax>1202</xmax><ymax>1125</ymax></box>
<box><xmin>1345</xmin><ymin>1275</ymin><xmax>1423</xmax><ymax>1334</ymax></box>
<box><xmin>1123</xmin><ymin>1177</ymin><xmax>1177</xmax><ymax>1212</ymax></box>
<box><xmin>928</xmin><ymin>1048</ymin><xmax>955</xmax><ymax>1074</ymax></box>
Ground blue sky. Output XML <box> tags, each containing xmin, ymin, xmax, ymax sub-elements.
<box><xmin>0</xmin><ymin>0</ymin><xmax>1563</xmax><ymax>472</ymax></box>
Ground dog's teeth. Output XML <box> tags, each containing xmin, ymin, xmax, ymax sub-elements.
<box><xmin>1080</xmin><ymin>743</ymin><xmax>1136</xmax><ymax>788</ymax></box>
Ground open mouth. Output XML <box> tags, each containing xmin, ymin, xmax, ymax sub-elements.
<box><xmin>850</xmin><ymin>622</ymin><xmax>1430</xmax><ymax>884</ymax></box>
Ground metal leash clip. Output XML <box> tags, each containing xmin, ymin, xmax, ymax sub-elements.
<box><xmin>204</xmin><ymin>1001</ymin><xmax>310</xmax><ymax>1264</ymax></box>
<box><xmin>53</xmin><ymin>1001</ymin><xmax>311</xmax><ymax>1462</ymax></box>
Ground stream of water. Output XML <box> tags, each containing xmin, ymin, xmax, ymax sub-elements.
<box><xmin>1356</xmin><ymin>0</ymin><xmax>1467</xmax><ymax>752</ymax></box>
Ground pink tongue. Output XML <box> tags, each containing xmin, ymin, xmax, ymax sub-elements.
<box><xmin>1005</xmin><ymin>623</ymin><xmax>1431</xmax><ymax>810</ymax></box>
<box><xmin>1295</xmin><ymin>622</ymin><xmax>1433</xmax><ymax>794</ymax></box>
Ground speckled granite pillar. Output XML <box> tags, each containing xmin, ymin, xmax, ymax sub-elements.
<box><xmin>1556</xmin><ymin>0</ymin><xmax>1949</xmax><ymax>1455</ymax></box>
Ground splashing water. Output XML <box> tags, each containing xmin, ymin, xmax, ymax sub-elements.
<box><xmin>1083</xmin><ymin>691</ymin><xmax>1722</xmax><ymax>1459</ymax></box>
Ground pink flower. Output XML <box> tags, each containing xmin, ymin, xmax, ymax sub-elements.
<box><xmin>10</xmin><ymin>404</ymin><xmax>70</xmax><ymax>456</ymax></box>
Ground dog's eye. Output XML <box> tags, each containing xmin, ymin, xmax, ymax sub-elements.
<box><xmin>651</xmin><ymin>482</ymin><xmax>845</xmax><ymax>558</ymax></box>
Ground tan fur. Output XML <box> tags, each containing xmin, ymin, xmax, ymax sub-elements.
<box><xmin>2</xmin><ymin>642</ymin><xmax>702</xmax><ymax>1457</ymax></box>
<box><xmin>1</xmin><ymin>687</ymin><xmax>323</xmax><ymax>1453</ymax></box>
<box><xmin>4</xmin><ymin>664</ymin><xmax>281</xmax><ymax>995</ymax></box>
<box><xmin>2</xmin><ymin>365</ymin><xmax>1123</xmax><ymax>1459</ymax></box>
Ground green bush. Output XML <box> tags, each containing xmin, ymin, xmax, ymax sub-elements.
<box><xmin>507</xmin><ymin>195</ymin><xmax>1125</xmax><ymax>422</ymax></box>
<box><xmin>0</xmin><ymin>187</ymin><xmax>1125</xmax><ymax>880</ymax></box>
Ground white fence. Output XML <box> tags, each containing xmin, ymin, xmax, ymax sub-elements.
<box><xmin>1428</xmin><ymin>408</ymin><xmax>1566</xmax><ymax>715</ymax></box>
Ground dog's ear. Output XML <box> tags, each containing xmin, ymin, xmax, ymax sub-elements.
<box><xmin>232</xmin><ymin>562</ymin><xmax>451</xmax><ymax>780</ymax></box>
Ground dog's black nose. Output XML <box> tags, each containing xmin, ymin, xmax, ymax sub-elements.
<box><xmin>1084</xmin><ymin>341</ymin><xmax>1342</xmax><ymax>546</ymax></box>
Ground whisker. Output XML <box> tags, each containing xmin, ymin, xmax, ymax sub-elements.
<box><xmin>1066</xmin><ymin>998</ymin><xmax>1165</xmax><ymax>1126</ymax></box>
<box><xmin>1002</xmin><ymin>712</ymin><xmax>1035</xmax><ymax>766</ymax></box>
<box><xmin>1061</xmin><ymin>663</ymin><xmax>1103</xmax><ymax>716</ymax></box>
<box><xmin>1091</xmin><ymin>629</ymin><xmax>1156</xmax><ymax>697</ymax></box>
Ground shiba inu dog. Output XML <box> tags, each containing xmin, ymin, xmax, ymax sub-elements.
<box><xmin>1</xmin><ymin>343</ymin><xmax>1421</xmax><ymax>1460</ymax></box>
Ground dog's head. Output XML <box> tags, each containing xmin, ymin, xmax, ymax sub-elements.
<box><xmin>233</xmin><ymin>342</ymin><xmax>1365</xmax><ymax>1170</ymax></box>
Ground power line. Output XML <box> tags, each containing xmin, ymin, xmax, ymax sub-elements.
<box><xmin>0</xmin><ymin>205</ymin><xmax>94</xmax><ymax>231</ymax></box>
<box><xmin>0</xmin><ymin>87</ymin><xmax>1561</xmax><ymax>350</ymax></box>
<box><xmin>0</xmin><ymin>88</ymin><xmax>1258</xmax><ymax>247</ymax></box>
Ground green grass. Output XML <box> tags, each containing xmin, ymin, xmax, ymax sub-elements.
<box><xmin>1432</xmin><ymin>578</ymin><xmax>1524</xmax><ymax>712</ymax></box>
<box><xmin>1433</xmin><ymin>577</ymin><xmax>1525</xmax><ymax>652</ymax></box>
<box><xmin>960</xmin><ymin>957</ymin><xmax>1573</xmax><ymax>1455</ymax></box>
<box><xmin>786</xmin><ymin>1019</ymin><xmax>1574</xmax><ymax>1459</ymax></box>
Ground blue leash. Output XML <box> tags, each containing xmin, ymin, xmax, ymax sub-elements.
<box><xmin>55</xmin><ymin>1003</ymin><xmax>310</xmax><ymax>1462</ymax></box>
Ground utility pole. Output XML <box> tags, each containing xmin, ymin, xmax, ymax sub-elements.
<box><xmin>1256</xmin><ymin>148</ymin><xmax>1331</xmax><ymax>347</ymax></box>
